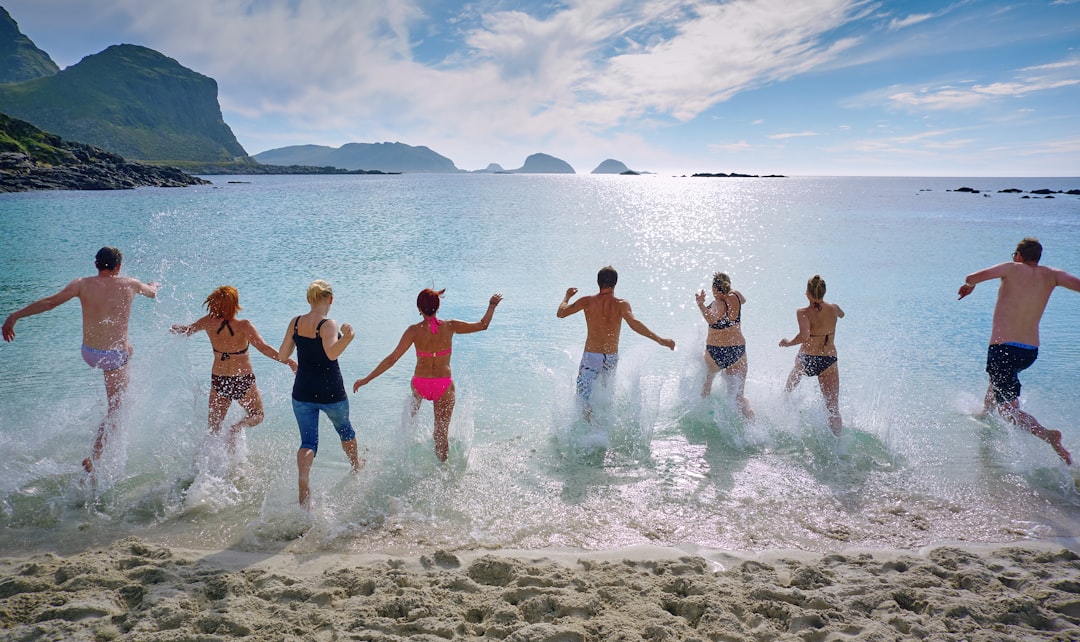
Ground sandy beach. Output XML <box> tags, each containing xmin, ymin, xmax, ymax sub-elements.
<box><xmin>3</xmin><ymin>538</ymin><xmax>1080</xmax><ymax>641</ymax></box>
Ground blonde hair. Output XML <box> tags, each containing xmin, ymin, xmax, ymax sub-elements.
<box><xmin>712</xmin><ymin>272</ymin><xmax>731</xmax><ymax>294</ymax></box>
<box><xmin>306</xmin><ymin>280</ymin><xmax>334</xmax><ymax>305</ymax></box>
<box><xmin>807</xmin><ymin>275</ymin><xmax>826</xmax><ymax>300</ymax></box>
<box><xmin>204</xmin><ymin>285</ymin><xmax>240</xmax><ymax>319</ymax></box>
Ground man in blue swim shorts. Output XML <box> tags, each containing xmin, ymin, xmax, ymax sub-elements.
<box><xmin>3</xmin><ymin>247</ymin><xmax>159</xmax><ymax>473</ymax></box>
<box><xmin>557</xmin><ymin>266</ymin><xmax>675</xmax><ymax>420</ymax></box>
<box><xmin>959</xmin><ymin>237</ymin><xmax>1080</xmax><ymax>465</ymax></box>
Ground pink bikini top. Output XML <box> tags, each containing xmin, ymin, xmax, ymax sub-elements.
<box><xmin>416</xmin><ymin>316</ymin><xmax>451</xmax><ymax>358</ymax></box>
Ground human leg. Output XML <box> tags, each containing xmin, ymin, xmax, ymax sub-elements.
<box><xmin>783</xmin><ymin>359</ymin><xmax>804</xmax><ymax>394</ymax></box>
<box><xmin>728</xmin><ymin>353</ymin><xmax>755</xmax><ymax>421</ymax></box>
<box><xmin>292</xmin><ymin>399</ymin><xmax>321</xmax><ymax>506</ymax></box>
<box><xmin>432</xmin><ymin>383</ymin><xmax>457</xmax><ymax>462</ymax></box>
<box><xmin>207</xmin><ymin>389</ymin><xmax>231</xmax><ymax>435</ymax></box>
<box><xmin>701</xmin><ymin>350</ymin><xmax>720</xmax><ymax>397</ymax></box>
<box><xmin>817</xmin><ymin>362</ymin><xmax>842</xmax><ymax>436</ymax></box>
<box><xmin>323</xmin><ymin>399</ymin><xmax>363</xmax><ymax>472</ymax></box>
<box><xmin>996</xmin><ymin>400</ymin><xmax>1072</xmax><ymax>465</ymax></box>
<box><xmin>84</xmin><ymin>365</ymin><xmax>130</xmax><ymax>473</ymax></box>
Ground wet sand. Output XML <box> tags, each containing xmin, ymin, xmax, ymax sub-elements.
<box><xmin>3</xmin><ymin>538</ymin><xmax>1080</xmax><ymax>640</ymax></box>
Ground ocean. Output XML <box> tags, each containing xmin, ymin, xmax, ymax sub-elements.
<box><xmin>1</xmin><ymin>174</ymin><xmax>1079</xmax><ymax>557</ymax></box>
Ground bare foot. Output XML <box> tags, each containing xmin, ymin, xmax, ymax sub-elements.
<box><xmin>1048</xmin><ymin>430</ymin><xmax>1072</xmax><ymax>465</ymax></box>
<box><xmin>82</xmin><ymin>457</ymin><xmax>95</xmax><ymax>473</ymax></box>
<box><xmin>351</xmin><ymin>457</ymin><xmax>366</xmax><ymax>474</ymax></box>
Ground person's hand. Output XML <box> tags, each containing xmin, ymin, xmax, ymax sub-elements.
<box><xmin>286</xmin><ymin>358</ymin><xmax>298</xmax><ymax>373</ymax></box>
<box><xmin>340</xmin><ymin>323</ymin><xmax>354</xmax><ymax>339</ymax></box>
<box><xmin>957</xmin><ymin>283</ymin><xmax>974</xmax><ymax>300</ymax></box>
<box><xmin>2</xmin><ymin>317</ymin><xmax>16</xmax><ymax>342</ymax></box>
<box><xmin>169</xmin><ymin>323</ymin><xmax>191</xmax><ymax>336</ymax></box>
<box><xmin>564</xmin><ymin>287</ymin><xmax>578</xmax><ymax>300</ymax></box>
<box><xmin>661</xmin><ymin>338</ymin><xmax>676</xmax><ymax>351</ymax></box>
<box><xmin>489</xmin><ymin>293</ymin><xmax>503</xmax><ymax>307</ymax></box>
<box><xmin>695</xmin><ymin>289</ymin><xmax>706</xmax><ymax>306</ymax></box>
<box><xmin>352</xmin><ymin>378</ymin><xmax>368</xmax><ymax>393</ymax></box>
<box><xmin>779</xmin><ymin>338</ymin><xmax>790</xmax><ymax>348</ymax></box>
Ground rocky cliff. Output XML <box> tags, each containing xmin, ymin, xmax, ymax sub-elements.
<box><xmin>0</xmin><ymin>7</ymin><xmax>58</xmax><ymax>83</ymax></box>
<box><xmin>0</xmin><ymin>43</ymin><xmax>246</xmax><ymax>162</ymax></box>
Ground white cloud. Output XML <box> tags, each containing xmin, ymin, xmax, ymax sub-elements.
<box><xmin>768</xmin><ymin>131</ymin><xmax>819</xmax><ymax>139</ymax></box>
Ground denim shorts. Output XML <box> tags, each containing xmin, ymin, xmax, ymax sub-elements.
<box><xmin>292</xmin><ymin>398</ymin><xmax>355</xmax><ymax>454</ymax></box>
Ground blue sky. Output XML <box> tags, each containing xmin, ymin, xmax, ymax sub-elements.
<box><xmin>5</xmin><ymin>0</ymin><xmax>1079</xmax><ymax>175</ymax></box>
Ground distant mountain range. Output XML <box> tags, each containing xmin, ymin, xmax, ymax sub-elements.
<box><xmin>0</xmin><ymin>5</ymin><xmax>736</xmax><ymax>176</ymax></box>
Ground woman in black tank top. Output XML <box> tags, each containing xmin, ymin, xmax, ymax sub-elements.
<box><xmin>277</xmin><ymin>280</ymin><xmax>363</xmax><ymax>508</ymax></box>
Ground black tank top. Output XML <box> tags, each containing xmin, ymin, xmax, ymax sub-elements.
<box><xmin>291</xmin><ymin>317</ymin><xmax>346</xmax><ymax>403</ymax></box>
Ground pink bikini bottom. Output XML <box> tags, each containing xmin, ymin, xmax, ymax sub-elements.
<box><xmin>412</xmin><ymin>377</ymin><xmax>453</xmax><ymax>401</ymax></box>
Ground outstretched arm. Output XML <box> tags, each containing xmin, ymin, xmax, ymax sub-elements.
<box><xmin>452</xmin><ymin>293</ymin><xmax>503</xmax><ymax>334</ymax></box>
<box><xmin>353</xmin><ymin>327</ymin><xmax>414</xmax><ymax>391</ymax></box>
<box><xmin>1054</xmin><ymin>268</ymin><xmax>1080</xmax><ymax>293</ymax></box>
<box><xmin>137</xmin><ymin>280</ymin><xmax>160</xmax><ymax>299</ymax></box>
<box><xmin>169</xmin><ymin>314</ymin><xmax>213</xmax><ymax>337</ymax></box>
<box><xmin>779</xmin><ymin>309</ymin><xmax>810</xmax><ymax>347</ymax></box>
<box><xmin>2</xmin><ymin>279</ymin><xmax>81</xmax><ymax>342</ymax></box>
<box><xmin>623</xmin><ymin>303</ymin><xmax>675</xmax><ymax>350</ymax></box>
<box><xmin>247</xmin><ymin>322</ymin><xmax>298</xmax><ymax>372</ymax></box>
<box><xmin>958</xmin><ymin>262</ymin><xmax>1008</xmax><ymax>299</ymax></box>
<box><xmin>557</xmin><ymin>288</ymin><xmax>584</xmax><ymax>318</ymax></box>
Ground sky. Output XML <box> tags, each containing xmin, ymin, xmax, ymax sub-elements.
<box><xmin>4</xmin><ymin>0</ymin><xmax>1080</xmax><ymax>176</ymax></box>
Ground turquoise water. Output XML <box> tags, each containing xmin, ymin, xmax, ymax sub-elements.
<box><xmin>1</xmin><ymin>174</ymin><xmax>1079</xmax><ymax>556</ymax></box>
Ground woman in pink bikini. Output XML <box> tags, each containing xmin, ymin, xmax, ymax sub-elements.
<box><xmin>353</xmin><ymin>289</ymin><xmax>501</xmax><ymax>461</ymax></box>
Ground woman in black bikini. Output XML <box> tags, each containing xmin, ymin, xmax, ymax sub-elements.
<box><xmin>779</xmin><ymin>275</ymin><xmax>845</xmax><ymax>436</ymax></box>
<box><xmin>696</xmin><ymin>272</ymin><xmax>754</xmax><ymax>420</ymax></box>
<box><xmin>171</xmin><ymin>285</ymin><xmax>296</xmax><ymax>450</ymax></box>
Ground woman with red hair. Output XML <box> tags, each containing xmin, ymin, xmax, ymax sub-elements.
<box><xmin>171</xmin><ymin>285</ymin><xmax>296</xmax><ymax>450</ymax></box>
<box><xmin>353</xmin><ymin>288</ymin><xmax>501</xmax><ymax>461</ymax></box>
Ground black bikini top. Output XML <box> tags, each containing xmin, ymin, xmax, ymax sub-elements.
<box><xmin>708</xmin><ymin>296</ymin><xmax>741</xmax><ymax>330</ymax></box>
<box><xmin>213</xmin><ymin>319</ymin><xmax>248</xmax><ymax>360</ymax></box>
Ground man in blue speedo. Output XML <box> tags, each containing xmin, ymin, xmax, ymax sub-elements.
<box><xmin>958</xmin><ymin>237</ymin><xmax>1080</xmax><ymax>465</ymax></box>
<box><xmin>2</xmin><ymin>247</ymin><xmax>159</xmax><ymax>473</ymax></box>
<box><xmin>557</xmin><ymin>266</ymin><xmax>675</xmax><ymax>420</ymax></box>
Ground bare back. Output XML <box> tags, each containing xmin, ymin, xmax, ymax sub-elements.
<box><xmin>989</xmin><ymin>263</ymin><xmax>1059</xmax><ymax>346</ymax></box>
<box><xmin>800</xmin><ymin>302</ymin><xmax>843</xmax><ymax>357</ymax></box>
<box><xmin>581</xmin><ymin>292</ymin><xmax>626</xmax><ymax>354</ymax></box>
<box><xmin>76</xmin><ymin>275</ymin><xmax>144</xmax><ymax>350</ymax></box>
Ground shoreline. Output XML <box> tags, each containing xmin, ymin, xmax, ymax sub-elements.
<box><xmin>4</xmin><ymin>537</ymin><xmax>1080</xmax><ymax>640</ymax></box>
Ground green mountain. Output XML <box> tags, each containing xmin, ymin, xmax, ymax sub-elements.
<box><xmin>0</xmin><ymin>7</ymin><xmax>59</xmax><ymax>83</ymax></box>
<box><xmin>0</xmin><ymin>43</ymin><xmax>246</xmax><ymax>162</ymax></box>
<box><xmin>254</xmin><ymin>141</ymin><xmax>460</xmax><ymax>173</ymax></box>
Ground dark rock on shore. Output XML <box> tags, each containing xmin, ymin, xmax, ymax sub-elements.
<box><xmin>0</xmin><ymin>112</ymin><xmax>209</xmax><ymax>192</ymax></box>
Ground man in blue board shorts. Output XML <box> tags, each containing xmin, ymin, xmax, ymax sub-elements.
<box><xmin>3</xmin><ymin>247</ymin><xmax>159</xmax><ymax>473</ymax></box>
<box><xmin>958</xmin><ymin>237</ymin><xmax>1080</xmax><ymax>465</ymax></box>
<box><xmin>557</xmin><ymin>266</ymin><xmax>675</xmax><ymax>420</ymax></box>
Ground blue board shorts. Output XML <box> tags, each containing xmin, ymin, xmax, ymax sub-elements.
<box><xmin>986</xmin><ymin>342</ymin><xmax>1038</xmax><ymax>404</ymax></box>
